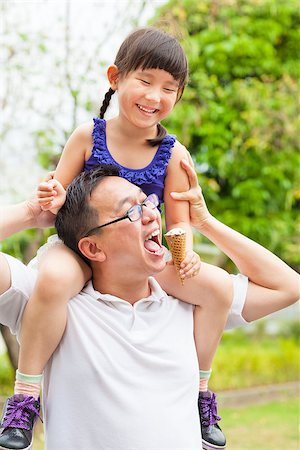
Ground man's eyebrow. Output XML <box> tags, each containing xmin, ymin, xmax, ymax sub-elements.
<box><xmin>114</xmin><ymin>188</ymin><xmax>144</xmax><ymax>214</ymax></box>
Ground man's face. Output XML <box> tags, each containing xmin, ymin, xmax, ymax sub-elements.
<box><xmin>89</xmin><ymin>177</ymin><xmax>166</xmax><ymax>277</ymax></box>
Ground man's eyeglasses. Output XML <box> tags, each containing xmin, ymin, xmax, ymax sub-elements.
<box><xmin>83</xmin><ymin>193</ymin><xmax>159</xmax><ymax>237</ymax></box>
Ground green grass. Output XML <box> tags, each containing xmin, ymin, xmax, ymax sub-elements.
<box><xmin>30</xmin><ymin>398</ymin><xmax>300</xmax><ymax>450</ymax></box>
<box><xmin>222</xmin><ymin>398</ymin><xmax>300</xmax><ymax>449</ymax></box>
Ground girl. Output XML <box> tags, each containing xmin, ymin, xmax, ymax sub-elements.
<box><xmin>0</xmin><ymin>28</ymin><xmax>231</xmax><ymax>450</ymax></box>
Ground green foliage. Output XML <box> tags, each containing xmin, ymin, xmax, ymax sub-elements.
<box><xmin>0</xmin><ymin>229</ymin><xmax>55</xmax><ymax>264</ymax></box>
<box><xmin>153</xmin><ymin>0</ymin><xmax>300</xmax><ymax>267</ymax></box>
<box><xmin>0</xmin><ymin>353</ymin><xmax>14</xmax><ymax>396</ymax></box>
<box><xmin>211</xmin><ymin>325</ymin><xmax>300</xmax><ymax>391</ymax></box>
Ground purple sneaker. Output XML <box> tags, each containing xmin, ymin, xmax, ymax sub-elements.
<box><xmin>0</xmin><ymin>394</ymin><xmax>41</xmax><ymax>450</ymax></box>
<box><xmin>198</xmin><ymin>390</ymin><xmax>226</xmax><ymax>449</ymax></box>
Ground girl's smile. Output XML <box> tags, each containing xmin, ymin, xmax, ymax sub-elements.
<box><xmin>136</xmin><ymin>104</ymin><xmax>159</xmax><ymax>116</ymax></box>
<box><xmin>112</xmin><ymin>68</ymin><xmax>179</xmax><ymax>130</ymax></box>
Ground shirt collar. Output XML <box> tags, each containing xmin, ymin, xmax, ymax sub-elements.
<box><xmin>83</xmin><ymin>277</ymin><xmax>166</xmax><ymax>305</ymax></box>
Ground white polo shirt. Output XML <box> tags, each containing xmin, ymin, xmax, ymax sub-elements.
<box><xmin>0</xmin><ymin>253</ymin><xmax>248</xmax><ymax>450</ymax></box>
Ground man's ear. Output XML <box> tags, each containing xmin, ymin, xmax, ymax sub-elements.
<box><xmin>78</xmin><ymin>238</ymin><xmax>106</xmax><ymax>263</ymax></box>
<box><xmin>107</xmin><ymin>65</ymin><xmax>119</xmax><ymax>90</ymax></box>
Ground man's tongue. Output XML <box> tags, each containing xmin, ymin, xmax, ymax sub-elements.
<box><xmin>144</xmin><ymin>239</ymin><xmax>160</xmax><ymax>253</ymax></box>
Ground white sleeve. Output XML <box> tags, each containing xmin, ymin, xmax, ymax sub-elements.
<box><xmin>225</xmin><ymin>273</ymin><xmax>250</xmax><ymax>330</ymax></box>
<box><xmin>0</xmin><ymin>253</ymin><xmax>37</xmax><ymax>337</ymax></box>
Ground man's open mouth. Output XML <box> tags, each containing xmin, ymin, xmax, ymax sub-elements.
<box><xmin>144</xmin><ymin>229</ymin><xmax>163</xmax><ymax>255</ymax></box>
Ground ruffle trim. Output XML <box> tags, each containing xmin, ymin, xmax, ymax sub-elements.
<box><xmin>91</xmin><ymin>117</ymin><xmax>175</xmax><ymax>185</ymax></box>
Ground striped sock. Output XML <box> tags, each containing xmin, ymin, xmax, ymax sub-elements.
<box><xmin>199</xmin><ymin>368</ymin><xmax>212</xmax><ymax>392</ymax></box>
<box><xmin>14</xmin><ymin>370</ymin><xmax>43</xmax><ymax>400</ymax></box>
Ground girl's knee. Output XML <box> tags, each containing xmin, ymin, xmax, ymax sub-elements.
<box><xmin>211</xmin><ymin>271</ymin><xmax>233</xmax><ymax>310</ymax></box>
<box><xmin>35</xmin><ymin>261</ymin><xmax>80</xmax><ymax>300</ymax></box>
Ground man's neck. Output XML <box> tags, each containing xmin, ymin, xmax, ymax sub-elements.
<box><xmin>92</xmin><ymin>272</ymin><xmax>151</xmax><ymax>305</ymax></box>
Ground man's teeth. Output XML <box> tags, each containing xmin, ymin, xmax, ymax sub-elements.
<box><xmin>138</xmin><ymin>105</ymin><xmax>156</xmax><ymax>113</ymax></box>
<box><xmin>145</xmin><ymin>229</ymin><xmax>160</xmax><ymax>241</ymax></box>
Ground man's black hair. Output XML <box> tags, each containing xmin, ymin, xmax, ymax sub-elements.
<box><xmin>55</xmin><ymin>164</ymin><xmax>119</xmax><ymax>260</ymax></box>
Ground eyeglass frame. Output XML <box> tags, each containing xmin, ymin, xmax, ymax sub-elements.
<box><xmin>82</xmin><ymin>193</ymin><xmax>159</xmax><ymax>238</ymax></box>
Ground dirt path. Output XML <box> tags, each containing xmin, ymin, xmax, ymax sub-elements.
<box><xmin>217</xmin><ymin>381</ymin><xmax>299</xmax><ymax>408</ymax></box>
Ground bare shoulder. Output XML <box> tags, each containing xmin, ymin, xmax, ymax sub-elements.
<box><xmin>164</xmin><ymin>140</ymin><xmax>191</xmax><ymax>193</ymax></box>
<box><xmin>55</xmin><ymin>120</ymin><xmax>95</xmax><ymax>184</ymax></box>
<box><xmin>167</xmin><ymin>140</ymin><xmax>190</xmax><ymax>173</ymax></box>
<box><xmin>71</xmin><ymin>121</ymin><xmax>94</xmax><ymax>142</ymax></box>
<box><xmin>170</xmin><ymin>140</ymin><xmax>189</xmax><ymax>159</ymax></box>
<box><xmin>64</xmin><ymin>121</ymin><xmax>94</xmax><ymax>161</ymax></box>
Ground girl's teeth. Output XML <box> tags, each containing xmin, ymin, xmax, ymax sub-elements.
<box><xmin>138</xmin><ymin>105</ymin><xmax>156</xmax><ymax>113</ymax></box>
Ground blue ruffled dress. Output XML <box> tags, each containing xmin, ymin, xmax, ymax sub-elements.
<box><xmin>84</xmin><ymin>118</ymin><xmax>176</xmax><ymax>208</ymax></box>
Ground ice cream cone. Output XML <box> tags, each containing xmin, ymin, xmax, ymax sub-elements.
<box><xmin>165</xmin><ymin>228</ymin><xmax>186</xmax><ymax>285</ymax></box>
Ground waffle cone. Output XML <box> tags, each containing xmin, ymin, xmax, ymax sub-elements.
<box><xmin>165</xmin><ymin>231</ymin><xmax>186</xmax><ymax>285</ymax></box>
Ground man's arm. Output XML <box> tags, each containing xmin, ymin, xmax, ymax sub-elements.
<box><xmin>0</xmin><ymin>198</ymin><xmax>46</xmax><ymax>333</ymax></box>
<box><xmin>171</xmin><ymin>159</ymin><xmax>299</xmax><ymax>322</ymax></box>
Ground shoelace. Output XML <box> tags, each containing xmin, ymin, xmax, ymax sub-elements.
<box><xmin>200</xmin><ymin>392</ymin><xmax>221</xmax><ymax>427</ymax></box>
<box><xmin>1</xmin><ymin>396</ymin><xmax>41</xmax><ymax>430</ymax></box>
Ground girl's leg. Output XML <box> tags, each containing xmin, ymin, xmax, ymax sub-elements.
<box><xmin>18</xmin><ymin>243</ymin><xmax>91</xmax><ymax>380</ymax></box>
<box><xmin>156</xmin><ymin>262</ymin><xmax>232</xmax><ymax>373</ymax></box>
<box><xmin>0</xmin><ymin>244</ymin><xmax>91</xmax><ymax>450</ymax></box>
<box><xmin>155</xmin><ymin>262</ymin><xmax>232</xmax><ymax>449</ymax></box>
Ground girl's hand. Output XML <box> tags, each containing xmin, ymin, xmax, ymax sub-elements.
<box><xmin>37</xmin><ymin>172</ymin><xmax>66</xmax><ymax>214</ymax></box>
<box><xmin>180</xmin><ymin>250</ymin><xmax>201</xmax><ymax>280</ymax></box>
<box><xmin>170</xmin><ymin>158</ymin><xmax>211</xmax><ymax>230</ymax></box>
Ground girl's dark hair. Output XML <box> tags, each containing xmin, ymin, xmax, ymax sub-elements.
<box><xmin>99</xmin><ymin>27</ymin><xmax>188</xmax><ymax>147</ymax></box>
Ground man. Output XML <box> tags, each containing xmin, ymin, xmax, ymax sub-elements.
<box><xmin>0</xmin><ymin>163</ymin><xmax>298</xmax><ymax>450</ymax></box>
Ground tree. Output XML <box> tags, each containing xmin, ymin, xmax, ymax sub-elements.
<box><xmin>153</xmin><ymin>0</ymin><xmax>300</xmax><ymax>269</ymax></box>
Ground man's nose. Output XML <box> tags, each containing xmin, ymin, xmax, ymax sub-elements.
<box><xmin>141</xmin><ymin>205</ymin><xmax>158</xmax><ymax>224</ymax></box>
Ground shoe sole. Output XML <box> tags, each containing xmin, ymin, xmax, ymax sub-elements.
<box><xmin>0</xmin><ymin>438</ymin><xmax>33</xmax><ymax>450</ymax></box>
<box><xmin>0</xmin><ymin>443</ymin><xmax>32</xmax><ymax>450</ymax></box>
<box><xmin>0</xmin><ymin>446</ymin><xmax>32</xmax><ymax>450</ymax></box>
<box><xmin>0</xmin><ymin>445</ymin><xmax>32</xmax><ymax>450</ymax></box>
<box><xmin>202</xmin><ymin>438</ymin><xmax>226</xmax><ymax>450</ymax></box>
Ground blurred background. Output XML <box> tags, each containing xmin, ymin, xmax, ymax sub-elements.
<box><xmin>0</xmin><ymin>1</ymin><xmax>299</xmax><ymax>449</ymax></box>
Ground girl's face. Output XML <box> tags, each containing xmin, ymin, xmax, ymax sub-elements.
<box><xmin>111</xmin><ymin>67</ymin><xmax>180</xmax><ymax>130</ymax></box>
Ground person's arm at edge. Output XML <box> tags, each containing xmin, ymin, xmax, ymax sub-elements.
<box><xmin>0</xmin><ymin>202</ymin><xmax>28</xmax><ymax>295</ymax></box>
<box><xmin>0</xmin><ymin>199</ymin><xmax>54</xmax><ymax>294</ymax></box>
<box><xmin>0</xmin><ymin>202</ymin><xmax>36</xmax><ymax>241</ymax></box>
<box><xmin>171</xmin><ymin>159</ymin><xmax>299</xmax><ymax>321</ymax></box>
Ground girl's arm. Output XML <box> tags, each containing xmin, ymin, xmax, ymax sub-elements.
<box><xmin>37</xmin><ymin>121</ymin><xmax>94</xmax><ymax>212</ymax></box>
<box><xmin>164</xmin><ymin>142</ymin><xmax>193</xmax><ymax>247</ymax></box>
<box><xmin>164</xmin><ymin>142</ymin><xmax>201</xmax><ymax>279</ymax></box>
<box><xmin>54</xmin><ymin>121</ymin><xmax>94</xmax><ymax>188</ymax></box>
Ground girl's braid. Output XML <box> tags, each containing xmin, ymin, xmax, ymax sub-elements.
<box><xmin>99</xmin><ymin>88</ymin><xmax>115</xmax><ymax>119</ymax></box>
<box><xmin>147</xmin><ymin>123</ymin><xmax>167</xmax><ymax>147</ymax></box>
